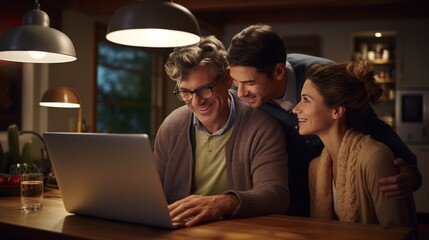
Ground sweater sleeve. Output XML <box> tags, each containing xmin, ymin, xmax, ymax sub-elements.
<box><xmin>153</xmin><ymin>106</ymin><xmax>194</xmax><ymax>204</ymax></box>
<box><xmin>308</xmin><ymin>157</ymin><xmax>320</xmax><ymax>217</ymax></box>
<box><xmin>361</xmin><ymin>140</ymin><xmax>417</xmax><ymax>228</ymax></box>
<box><xmin>224</xmin><ymin>109</ymin><xmax>290</xmax><ymax>218</ymax></box>
<box><xmin>365</xmin><ymin>107</ymin><xmax>422</xmax><ymax>190</ymax></box>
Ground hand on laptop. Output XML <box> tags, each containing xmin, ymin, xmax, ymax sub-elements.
<box><xmin>168</xmin><ymin>194</ymin><xmax>239</xmax><ymax>227</ymax></box>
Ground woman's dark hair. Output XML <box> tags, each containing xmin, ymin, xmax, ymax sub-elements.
<box><xmin>306</xmin><ymin>60</ymin><xmax>383</xmax><ymax>131</ymax></box>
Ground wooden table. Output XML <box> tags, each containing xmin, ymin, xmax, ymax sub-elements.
<box><xmin>0</xmin><ymin>188</ymin><xmax>411</xmax><ymax>240</ymax></box>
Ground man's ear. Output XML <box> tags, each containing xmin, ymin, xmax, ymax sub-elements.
<box><xmin>273</xmin><ymin>63</ymin><xmax>286</xmax><ymax>81</ymax></box>
<box><xmin>332</xmin><ymin>106</ymin><xmax>346</xmax><ymax>119</ymax></box>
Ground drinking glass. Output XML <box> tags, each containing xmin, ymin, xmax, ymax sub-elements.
<box><xmin>21</xmin><ymin>173</ymin><xmax>44</xmax><ymax>211</ymax></box>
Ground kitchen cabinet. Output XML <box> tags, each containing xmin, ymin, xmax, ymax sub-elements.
<box><xmin>396</xmin><ymin>23</ymin><xmax>429</xmax><ymax>89</ymax></box>
<box><xmin>352</xmin><ymin>32</ymin><xmax>396</xmax><ymax>127</ymax></box>
<box><xmin>408</xmin><ymin>144</ymin><xmax>429</xmax><ymax>213</ymax></box>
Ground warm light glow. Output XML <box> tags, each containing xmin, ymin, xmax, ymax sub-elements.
<box><xmin>0</xmin><ymin>8</ymin><xmax>76</xmax><ymax>63</ymax></box>
<box><xmin>39</xmin><ymin>102</ymin><xmax>80</xmax><ymax>108</ymax></box>
<box><xmin>106</xmin><ymin>28</ymin><xmax>200</xmax><ymax>48</ymax></box>
<box><xmin>375</xmin><ymin>32</ymin><xmax>382</xmax><ymax>37</ymax></box>
<box><xmin>106</xmin><ymin>0</ymin><xmax>200</xmax><ymax>48</ymax></box>
<box><xmin>28</xmin><ymin>50</ymin><xmax>47</xmax><ymax>59</ymax></box>
<box><xmin>39</xmin><ymin>86</ymin><xmax>82</xmax><ymax>132</ymax></box>
<box><xmin>0</xmin><ymin>51</ymin><xmax>76</xmax><ymax>63</ymax></box>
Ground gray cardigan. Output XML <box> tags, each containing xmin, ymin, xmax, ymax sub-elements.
<box><xmin>153</xmin><ymin>93</ymin><xmax>290</xmax><ymax>218</ymax></box>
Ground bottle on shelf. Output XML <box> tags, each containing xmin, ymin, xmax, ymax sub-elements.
<box><xmin>351</xmin><ymin>31</ymin><xmax>397</xmax><ymax>127</ymax></box>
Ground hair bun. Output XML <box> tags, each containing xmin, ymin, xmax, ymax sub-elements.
<box><xmin>347</xmin><ymin>60</ymin><xmax>383</xmax><ymax>103</ymax></box>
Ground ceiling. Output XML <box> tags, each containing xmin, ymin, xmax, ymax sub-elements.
<box><xmin>3</xmin><ymin>0</ymin><xmax>429</xmax><ymax>36</ymax></box>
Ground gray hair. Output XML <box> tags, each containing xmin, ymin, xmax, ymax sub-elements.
<box><xmin>164</xmin><ymin>35</ymin><xmax>228</xmax><ymax>83</ymax></box>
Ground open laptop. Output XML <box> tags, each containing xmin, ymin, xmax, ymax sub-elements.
<box><xmin>43</xmin><ymin>132</ymin><xmax>184</xmax><ymax>229</ymax></box>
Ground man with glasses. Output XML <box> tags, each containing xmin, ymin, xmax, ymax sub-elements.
<box><xmin>154</xmin><ymin>36</ymin><xmax>290</xmax><ymax>227</ymax></box>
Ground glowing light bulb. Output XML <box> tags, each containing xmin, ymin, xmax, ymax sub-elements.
<box><xmin>28</xmin><ymin>51</ymin><xmax>48</xmax><ymax>59</ymax></box>
<box><xmin>375</xmin><ymin>32</ymin><xmax>382</xmax><ymax>38</ymax></box>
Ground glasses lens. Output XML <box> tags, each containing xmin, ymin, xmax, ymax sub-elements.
<box><xmin>196</xmin><ymin>88</ymin><xmax>213</xmax><ymax>99</ymax></box>
<box><xmin>174</xmin><ymin>80</ymin><xmax>216</xmax><ymax>102</ymax></box>
<box><xmin>177</xmin><ymin>92</ymin><xmax>191</xmax><ymax>101</ymax></box>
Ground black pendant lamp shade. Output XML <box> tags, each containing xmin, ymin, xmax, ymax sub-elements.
<box><xmin>106</xmin><ymin>0</ymin><xmax>201</xmax><ymax>48</ymax></box>
<box><xmin>0</xmin><ymin>2</ymin><xmax>76</xmax><ymax>63</ymax></box>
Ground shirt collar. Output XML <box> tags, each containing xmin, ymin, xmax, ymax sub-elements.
<box><xmin>272</xmin><ymin>61</ymin><xmax>297</xmax><ymax>111</ymax></box>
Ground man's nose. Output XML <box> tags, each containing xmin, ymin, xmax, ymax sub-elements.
<box><xmin>236</xmin><ymin>84</ymin><xmax>246</xmax><ymax>97</ymax></box>
<box><xmin>191</xmin><ymin>92</ymin><xmax>205</xmax><ymax>104</ymax></box>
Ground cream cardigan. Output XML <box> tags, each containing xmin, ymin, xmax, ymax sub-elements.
<box><xmin>309</xmin><ymin>130</ymin><xmax>417</xmax><ymax>236</ymax></box>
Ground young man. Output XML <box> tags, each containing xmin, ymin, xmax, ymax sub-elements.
<box><xmin>154</xmin><ymin>35</ymin><xmax>290</xmax><ymax>227</ymax></box>
<box><xmin>227</xmin><ymin>24</ymin><xmax>422</xmax><ymax>217</ymax></box>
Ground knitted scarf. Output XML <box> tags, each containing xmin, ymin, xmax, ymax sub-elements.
<box><xmin>313</xmin><ymin>129</ymin><xmax>370</xmax><ymax>222</ymax></box>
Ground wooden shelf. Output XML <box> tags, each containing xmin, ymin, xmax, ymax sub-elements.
<box><xmin>375</xmin><ymin>76</ymin><xmax>395</xmax><ymax>84</ymax></box>
<box><xmin>369</xmin><ymin>59</ymin><xmax>395</xmax><ymax>65</ymax></box>
<box><xmin>352</xmin><ymin>33</ymin><xmax>397</xmax><ymax>128</ymax></box>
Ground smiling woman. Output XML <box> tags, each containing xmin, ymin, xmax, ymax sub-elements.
<box><xmin>292</xmin><ymin>60</ymin><xmax>418</xmax><ymax>239</ymax></box>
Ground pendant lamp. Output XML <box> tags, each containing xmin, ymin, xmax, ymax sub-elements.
<box><xmin>0</xmin><ymin>0</ymin><xmax>76</xmax><ymax>63</ymax></box>
<box><xmin>106</xmin><ymin>0</ymin><xmax>201</xmax><ymax>48</ymax></box>
<box><xmin>40</xmin><ymin>87</ymin><xmax>82</xmax><ymax>132</ymax></box>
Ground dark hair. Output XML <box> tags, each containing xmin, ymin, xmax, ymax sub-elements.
<box><xmin>306</xmin><ymin>60</ymin><xmax>383</xmax><ymax>131</ymax></box>
<box><xmin>227</xmin><ymin>24</ymin><xmax>286</xmax><ymax>77</ymax></box>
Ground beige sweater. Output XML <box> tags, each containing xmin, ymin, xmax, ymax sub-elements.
<box><xmin>309</xmin><ymin>130</ymin><xmax>417</xmax><ymax>236</ymax></box>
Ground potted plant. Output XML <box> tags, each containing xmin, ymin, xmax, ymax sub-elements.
<box><xmin>0</xmin><ymin>124</ymin><xmax>49</xmax><ymax>195</ymax></box>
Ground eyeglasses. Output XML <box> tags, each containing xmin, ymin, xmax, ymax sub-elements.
<box><xmin>173</xmin><ymin>80</ymin><xmax>218</xmax><ymax>102</ymax></box>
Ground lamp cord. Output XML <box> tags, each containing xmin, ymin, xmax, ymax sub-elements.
<box><xmin>19</xmin><ymin>131</ymin><xmax>45</xmax><ymax>146</ymax></box>
<box><xmin>34</xmin><ymin>0</ymin><xmax>40</xmax><ymax>9</ymax></box>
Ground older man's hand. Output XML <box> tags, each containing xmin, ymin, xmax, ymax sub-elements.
<box><xmin>168</xmin><ymin>194</ymin><xmax>239</xmax><ymax>227</ymax></box>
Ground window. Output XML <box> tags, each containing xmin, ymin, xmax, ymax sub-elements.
<box><xmin>96</xmin><ymin>41</ymin><xmax>152</xmax><ymax>133</ymax></box>
<box><xmin>95</xmin><ymin>24</ymin><xmax>165</xmax><ymax>137</ymax></box>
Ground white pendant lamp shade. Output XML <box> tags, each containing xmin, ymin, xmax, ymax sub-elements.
<box><xmin>0</xmin><ymin>7</ymin><xmax>76</xmax><ymax>63</ymax></box>
<box><xmin>106</xmin><ymin>0</ymin><xmax>201</xmax><ymax>48</ymax></box>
